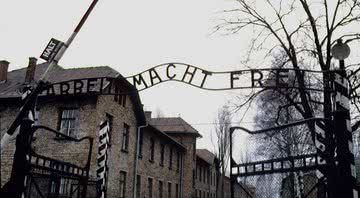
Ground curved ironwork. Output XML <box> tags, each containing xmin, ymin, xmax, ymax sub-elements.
<box><xmin>230</xmin><ymin>117</ymin><xmax>330</xmax><ymax>135</ymax></box>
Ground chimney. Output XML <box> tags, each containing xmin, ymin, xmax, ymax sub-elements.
<box><xmin>25</xmin><ymin>57</ymin><xmax>37</xmax><ymax>83</ymax></box>
<box><xmin>145</xmin><ymin>111</ymin><xmax>152</xmax><ymax>121</ymax></box>
<box><xmin>0</xmin><ymin>60</ymin><xmax>9</xmax><ymax>82</ymax></box>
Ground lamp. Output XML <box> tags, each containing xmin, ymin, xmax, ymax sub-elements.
<box><xmin>331</xmin><ymin>39</ymin><xmax>351</xmax><ymax>61</ymax></box>
<box><xmin>331</xmin><ymin>39</ymin><xmax>351</xmax><ymax>71</ymax></box>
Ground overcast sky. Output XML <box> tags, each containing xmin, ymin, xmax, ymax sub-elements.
<box><xmin>0</xmin><ymin>0</ymin><xmax>296</xmax><ymax>156</ymax></box>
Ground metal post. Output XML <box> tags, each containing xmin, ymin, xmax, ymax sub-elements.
<box><xmin>333</xmin><ymin>59</ymin><xmax>358</xmax><ymax>198</ymax></box>
<box><xmin>8</xmin><ymin>117</ymin><xmax>34</xmax><ymax>198</ymax></box>
<box><xmin>230</xmin><ymin>128</ymin><xmax>234</xmax><ymax>198</ymax></box>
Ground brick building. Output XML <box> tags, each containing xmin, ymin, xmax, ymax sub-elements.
<box><xmin>0</xmin><ymin>59</ymin><xmax>254</xmax><ymax>198</ymax></box>
<box><xmin>195</xmin><ymin>149</ymin><xmax>218</xmax><ymax>198</ymax></box>
<box><xmin>0</xmin><ymin>59</ymin><xmax>147</xmax><ymax>197</ymax></box>
<box><xmin>148</xmin><ymin>116</ymin><xmax>202</xmax><ymax>197</ymax></box>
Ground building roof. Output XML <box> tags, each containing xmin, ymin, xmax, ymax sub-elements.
<box><xmin>196</xmin><ymin>149</ymin><xmax>217</xmax><ymax>165</ymax></box>
<box><xmin>0</xmin><ymin>63</ymin><xmax>146</xmax><ymax>125</ymax></box>
<box><xmin>0</xmin><ymin>63</ymin><xmax>119</xmax><ymax>98</ymax></box>
<box><xmin>149</xmin><ymin>117</ymin><xmax>202</xmax><ymax>137</ymax></box>
<box><xmin>144</xmin><ymin>124</ymin><xmax>186</xmax><ymax>151</ymax></box>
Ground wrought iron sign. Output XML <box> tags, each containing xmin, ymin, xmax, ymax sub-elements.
<box><xmin>126</xmin><ymin>63</ymin><xmax>327</xmax><ymax>92</ymax></box>
<box><xmin>36</xmin><ymin>63</ymin><xmax>329</xmax><ymax>98</ymax></box>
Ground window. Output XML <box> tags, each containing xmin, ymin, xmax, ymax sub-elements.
<box><xmin>122</xmin><ymin>124</ymin><xmax>130</xmax><ymax>152</ymax></box>
<box><xmin>168</xmin><ymin>182</ymin><xmax>172</xmax><ymax>198</ymax></box>
<box><xmin>150</xmin><ymin>138</ymin><xmax>155</xmax><ymax>162</ymax></box>
<box><xmin>119</xmin><ymin>171</ymin><xmax>126</xmax><ymax>198</ymax></box>
<box><xmin>169</xmin><ymin>147</ymin><xmax>173</xmax><ymax>169</ymax></box>
<box><xmin>159</xmin><ymin>180</ymin><xmax>163</xmax><ymax>198</ymax></box>
<box><xmin>160</xmin><ymin>144</ymin><xmax>165</xmax><ymax>166</ymax></box>
<box><xmin>59</xmin><ymin>178</ymin><xmax>66</xmax><ymax>194</ymax></box>
<box><xmin>195</xmin><ymin>165</ymin><xmax>198</xmax><ymax>180</ymax></box>
<box><xmin>50</xmin><ymin>180</ymin><xmax>56</xmax><ymax>194</ymax></box>
<box><xmin>203</xmin><ymin>168</ymin><xmax>205</xmax><ymax>183</ymax></box>
<box><xmin>175</xmin><ymin>184</ymin><xmax>179</xmax><ymax>198</ymax></box>
<box><xmin>114</xmin><ymin>86</ymin><xmax>126</xmax><ymax>107</ymax></box>
<box><xmin>207</xmin><ymin>170</ymin><xmax>210</xmax><ymax>184</ymax></box>
<box><xmin>106</xmin><ymin>113</ymin><xmax>113</xmax><ymax>145</ymax></box>
<box><xmin>176</xmin><ymin>151</ymin><xmax>180</xmax><ymax>172</ymax></box>
<box><xmin>213</xmin><ymin>172</ymin><xmax>216</xmax><ymax>186</ymax></box>
<box><xmin>214</xmin><ymin>173</ymin><xmax>216</xmax><ymax>186</ymax></box>
<box><xmin>148</xmin><ymin>178</ymin><xmax>153</xmax><ymax>198</ymax></box>
<box><xmin>50</xmin><ymin>178</ymin><xmax>68</xmax><ymax>195</ymax></box>
<box><xmin>122</xmin><ymin>95</ymin><xmax>126</xmax><ymax>106</ymax></box>
<box><xmin>136</xmin><ymin>175</ymin><xmax>141</xmax><ymax>198</ymax></box>
<box><xmin>58</xmin><ymin>108</ymin><xmax>78</xmax><ymax>137</ymax></box>
<box><xmin>207</xmin><ymin>192</ymin><xmax>209</xmax><ymax>198</ymax></box>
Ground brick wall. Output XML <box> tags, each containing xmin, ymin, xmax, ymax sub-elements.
<box><xmin>0</xmin><ymin>104</ymin><xmax>20</xmax><ymax>187</ymax></box>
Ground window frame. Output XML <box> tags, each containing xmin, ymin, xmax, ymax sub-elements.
<box><xmin>168</xmin><ymin>182</ymin><xmax>172</xmax><ymax>198</ymax></box>
<box><xmin>159</xmin><ymin>180</ymin><xmax>163</xmax><ymax>198</ymax></box>
<box><xmin>121</xmin><ymin>123</ymin><xmax>130</xmax><ymax>152</ymax></box>
<box><xmin>160</xmin><ymin>143</ymin><xmax>165</xmax><ymax>166</ymax></box>
<box><xmin>176</xmin><ymin>151</ymin><xmax>180</xmax><ymax>172</ymax></box>
<box><xmin>149</xmin><ymin>138</ymin><xmax>155</xmax><ymax>162</ymax></box>
<box><xmin>58</xmin><ymin>108</ymin><xmax>79</xmax><ymax>137</ymax></box>
<box><xmin>169</xmin><ymin>147</ymin><xmax>173</xmax><ymax>169</ymax></box>
<box><xmin>136</xmin><ymin>175</ymin><xmax>141</xmax><ymax>198</ymax></box>
<box><xmin>175</xmin><ymin>184</ymin><xmax>179</xmax><ymax>198</ymax></box>
<box><xmin>148</xmin><ymin>177</ymin><xmax>153</xmax><ymax>198</ymax></box>
<box><xmin>119</xmin><ymin>171</ymin><xmax>127</xmax><ymax>198</ymax></box>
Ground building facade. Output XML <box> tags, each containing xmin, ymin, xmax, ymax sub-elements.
<box><xmin>195</xmin><ymin>149</ymin><xmax>218</xmax><ymax>198</ymax></box>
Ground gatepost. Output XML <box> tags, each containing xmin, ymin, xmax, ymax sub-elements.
<box><xmin>333</xmin><ymin>59</ymin><xmax>358</xmax><ymax>198</ymax></box>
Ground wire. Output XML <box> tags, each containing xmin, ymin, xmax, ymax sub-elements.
<box><xmin>150</xmin><ymin>121</ymin><xmax>256</xmax><ymax>126</ymax></box>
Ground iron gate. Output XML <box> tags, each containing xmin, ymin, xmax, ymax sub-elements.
<box><xmin>24</xmin><ymin>125</ymin><xmax>93</xmax><ymax>198</ymax></box>
<box><xmin>230</xmin><ymin>118</ymin><xmax>330</xmax><ymax>198</ymax></box>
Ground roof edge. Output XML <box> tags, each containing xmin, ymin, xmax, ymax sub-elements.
<box><xmin>146</xmin><ymin>124</ymin><xmax>186</xmax><ymax>151</ymax></box>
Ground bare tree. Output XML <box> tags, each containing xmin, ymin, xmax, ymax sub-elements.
<box><xmin>216</xmin><ymin>0</ymin><xmax>360</xmax><ymax>134</ymax></box>
<box><xmin>212</xmin><ymin>105</ymin><xmax>232</xmax><ymax>198</ymax></box>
